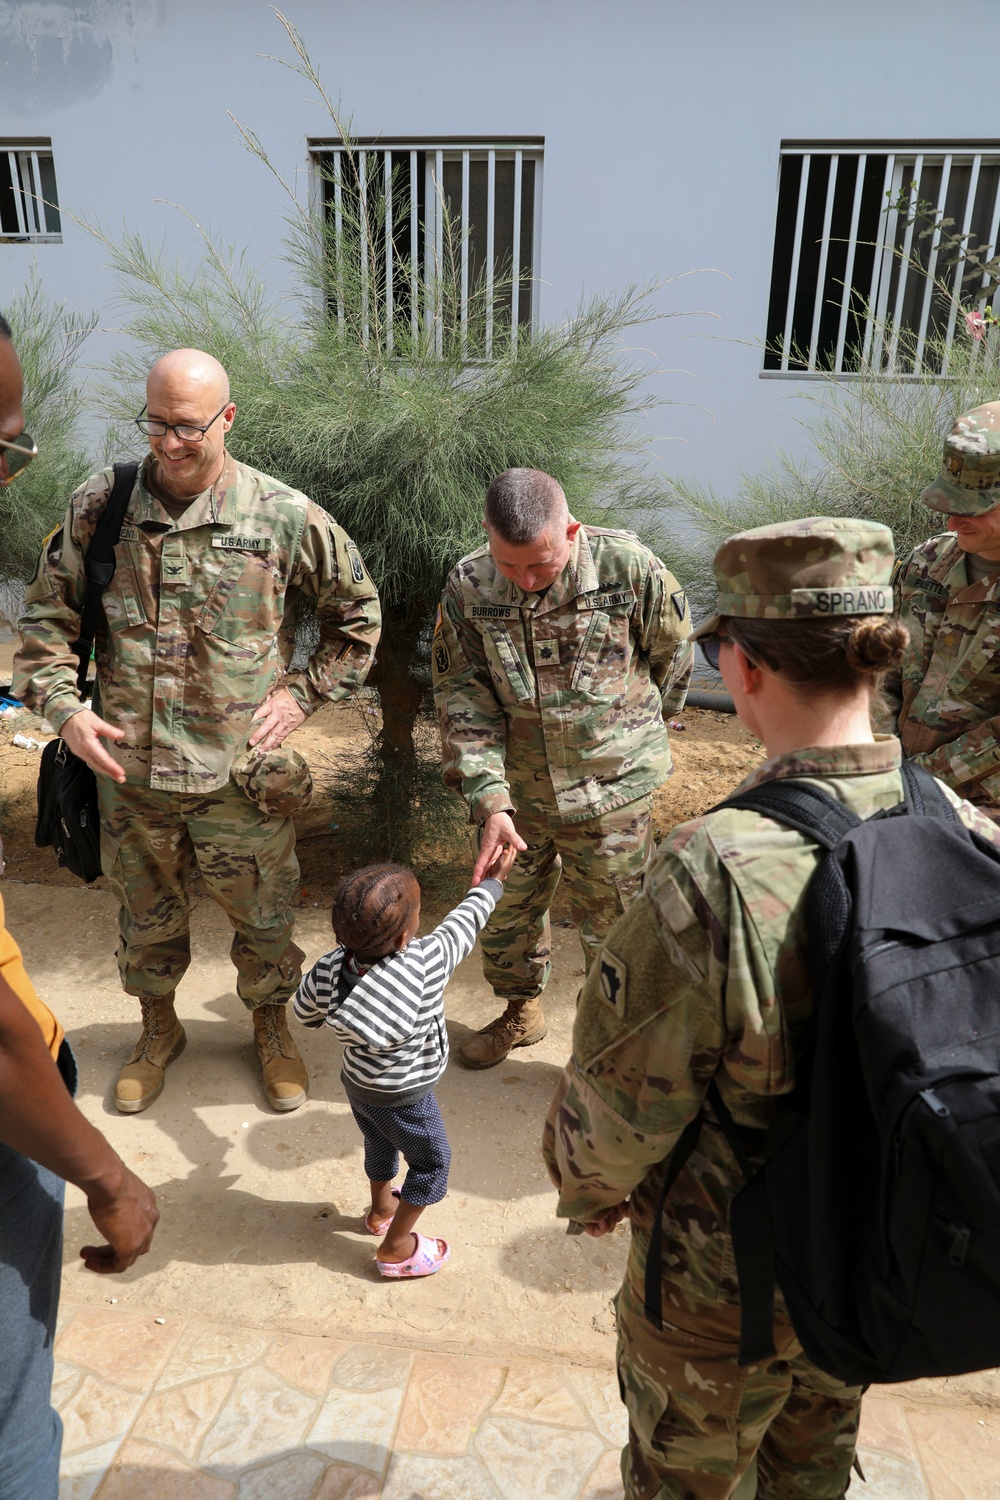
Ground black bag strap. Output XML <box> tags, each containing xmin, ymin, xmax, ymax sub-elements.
<box><xmin>898</xmin><ymin>759</ymin><xmax>958</xmax><ymax>821</ymax></box>
<box><xmin>643</xmin><ymin>1078</ymin><xmax>755</xmax><ymax>1330</ymax></box>
<box><xmin>70</xmin><ymin>460</ymin><xmax>138</xmax><ymax>700</ymax></box>
<box><xmin>718</xmin><ymin>762</ymin><xmax>956</xmax><ymax>840</ymax></box>
<box><xmin>717</xmin><ymin>780</ymin><xmax>862</xmax><ymax>849</ymax></box>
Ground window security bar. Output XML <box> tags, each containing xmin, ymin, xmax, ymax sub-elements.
<box><xmin>0</xmin><ymin>144</ymin><xmax>61</xmax><ymax>242</ymax></box>
<box><xmin>764</xmin><ymin>143</ymin><xmax>1000</xmax><ymax>377</ymax></box>
<box><xmin>311</xmin><ymin>141</ymin><xmax>542</xmax><ymax>357</ymax></box>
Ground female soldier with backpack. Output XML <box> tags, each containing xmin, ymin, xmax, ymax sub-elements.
<box><xmin>543</xmin><ymin>516</ymin><xmax>1000</xmax><ymax>1499</ymax></box>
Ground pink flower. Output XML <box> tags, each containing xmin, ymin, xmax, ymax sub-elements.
<box><xmin>966</xmin><ymin>310</ymin><xmax>987</xmax><ymax>341</ymax></box>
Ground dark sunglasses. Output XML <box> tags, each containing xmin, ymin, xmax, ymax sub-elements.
<box><xmin>0</xmin><ymin>431</ymin><xmax>38</xmax><ymax>485</ymax></box>
<box><xmin>701</xmin><ymin>634</ymin><xmax>729</xmax><ymax>671</ymax></box>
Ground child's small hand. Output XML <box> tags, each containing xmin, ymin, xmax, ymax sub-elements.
<box><xmin>485</xmin><ymin>841</ymin><xmax>519</xmax><ymax>882</ymax></box>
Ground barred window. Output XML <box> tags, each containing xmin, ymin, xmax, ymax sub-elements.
<box><xmin>1</xmin><ymin>141</ymin><xmax>61</xmax><ymax>242</ymax></box>
<box><xmin>764</xmin><ymin>142</ymin><xmax>1000</xmax><ymax>376</ymax></box>
<box><xmin>310</xmin><ymin>138</ymin><xmax>543</xmax><ymax>356</ymax></box>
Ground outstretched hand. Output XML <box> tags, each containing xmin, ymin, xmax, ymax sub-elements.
<box><xmin>472</xmin><ymin>812</ymin><xmax>527</xmax><ymax>885</ymax></box>
<box><xmin>483</xmin><ymin>840</ymin><xmax>519</xmax><ymax>883</ymax></box>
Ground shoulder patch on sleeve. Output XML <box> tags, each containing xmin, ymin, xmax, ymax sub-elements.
<box><xmin>597</xmin><ymin>950</ymin><xmax>628</xmax><ymax>1017</ymax></box>
<box><xmin>671</xmin><ymin>589</ymin><xmax>688</xmax><ymax>620</ymax></box>
<box><xmin>28</xmin><ymin>524</ymin><xmax>62</xmax><ymax>584</ymax></box>
<box><xmin>348</xmin><ymin>546</ymin><xmax>367</xmax><ymax>585</ymax></box>
<box><xmin>572</xmin><ymin>895</ymin><xmax>700</xmax><ymax>1068</ymax></box>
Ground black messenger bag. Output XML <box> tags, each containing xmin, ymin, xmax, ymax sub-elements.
<box><xmin>34</xmin><ymin>461</ymin><xmax>138</xmax><ymax>882</ymax></box>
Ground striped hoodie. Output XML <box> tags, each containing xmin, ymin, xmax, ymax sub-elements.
<box><xmin>293</xmin><ymin>878</ymin><xmax>503</xmax><ymax>1106</ymax></box>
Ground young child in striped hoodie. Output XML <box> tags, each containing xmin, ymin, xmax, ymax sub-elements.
<box><xmin>293</xmin><ymin>844</ymin><xmax>517</xmax><ymax>1278</ymax></box>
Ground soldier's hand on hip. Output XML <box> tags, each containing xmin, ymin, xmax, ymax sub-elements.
<box><xmin>248</xmin><ymin>686</ymin><xmax>308</xmax><ymax>752</ymax></box>
<box><xmin>473</xmin><ymin>812</ymin><xmax>527</xmax><ymax>885</ymax></box>
<box><xmin>61</xmin><ymin>708</ymin><xmax>126</xmax><ymax>783</ymax></box>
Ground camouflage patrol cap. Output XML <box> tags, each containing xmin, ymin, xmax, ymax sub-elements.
<box><xmin>231</xmin><ymin>747</ymin><xmax>314</xmax><ymax>817</ymax></box>
<box><xmin>690</xmin><ymin>515</ymin><xmax>894</xmax><ymax>640</ymax></box>
<box><xmin>922</xmin><ymin>402</ymin><xmax>1000</xmax><ymax>515</ymax></box>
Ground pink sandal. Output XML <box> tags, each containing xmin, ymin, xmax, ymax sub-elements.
<box><xmin>365</xmin><ymin>1188</ymin><xmax>401</xmax><ymax>1236</ymax></box>
<box><xmin>376</xmin><ymin>1233</ymin><xmax>450</xmax><ymax>1279</ymax></box>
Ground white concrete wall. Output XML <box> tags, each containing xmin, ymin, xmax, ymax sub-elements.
<box><xmin>3</xmin><ymin>0</ymin><xmax>1000</xmax><ymax>496</ymax></box>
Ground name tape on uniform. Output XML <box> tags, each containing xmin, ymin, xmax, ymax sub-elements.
<box><xmin>470</xmin><ymin>604</ymin><xmax>520</xmax><ymax>620</ymax></box>
<box><xmin>789</xmin><ymin>585</ymin><xmax>890</xmax><ymax>615</ymax></box>
<box><xmin>118</xmin><ymin>525</ymin><xmax>139</xmax><ymax>542</ymax></box>
<box><xmin>212</xmin><ymin>534</ymin><xmax>273</xmax><ymax>553</ymax></box>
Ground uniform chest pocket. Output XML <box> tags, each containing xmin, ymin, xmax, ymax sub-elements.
<box><xmin>197</xmin><ymin>552</ymin><xmax>280</xmax><ymax>645</ymax></box>
<box><xmin>482</xmin><ymin>623</ymin><xmax>535</xmax><ymax>702</ymax></box>
<box><xmin>570</xmin><ymin>610</ymin><xmax>610</xmax><ymax>690</ymax></box>
<box><xmin>102</xmin><ymin>545</ymin><xmax>147</xmax><ymax>631</ymax></box>
<box><xmin>571</xmin><ymin>608</ymin><xmax>632</xmax><ymax>692</ymax></box>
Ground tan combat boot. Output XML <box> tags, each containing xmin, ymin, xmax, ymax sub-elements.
<box><xmin>458</xmin><ymin>997</ymin><xmax>547</xmax><ymax>1069</ymax></box>
<box><xmin>253</xmin><ymin>1003</ymin><xmax>308</xmax><ymax>1111</ymax></box>
<box><xmin>115</xmin><ymin>995</ymin><xmax>187</xmax><ymax>1114</ymax></box>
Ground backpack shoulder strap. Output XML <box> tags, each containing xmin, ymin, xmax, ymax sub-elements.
<box><xmin>643</xmin><ymin>1078</ymin><xmax>757</xmax><ymax>1331</ymax></box>
<box><xmin>71</xmin><ymin>460</ymin><xmax>139</xmax><ymax>699</ymax></box>
<box><xmin>717</xmin><ymin>779</ymin><xmax>862</xmax><ymax>849</ymax></box>
<box><xmin>899</xmin><ymin>759</ymin><xmax>958</xmax><ymax>822</ymax></box>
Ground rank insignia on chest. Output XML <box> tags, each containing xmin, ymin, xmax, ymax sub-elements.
<box><xmin>535</xmin><ymin>638</ymin><xmax>560</xmax><ymax>663</ymax></box>
<box><xmin>211</xmin><ymin>534</ymin><xmax>273</xmax><ymax>552</ymax></box>
<box><xmin>598</xmin><ymin>950</ymin><xmax>627</xmax><ymax>1017</ymax></box>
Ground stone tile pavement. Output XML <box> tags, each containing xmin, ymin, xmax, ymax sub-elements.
<box><xmin>53</xmin><ymin>1302</ymin><xmax>1000</xmax><ymax>1499</ymax></box>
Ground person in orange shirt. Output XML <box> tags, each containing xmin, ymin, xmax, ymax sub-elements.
<box><xmin>0</xmin><ymin>314</ymin><xmax>159</xmax><ymax>1499</ymax></box>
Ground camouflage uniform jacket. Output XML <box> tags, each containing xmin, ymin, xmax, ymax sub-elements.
<box><xmin>13</xmin><ymin>454</ymin><xmax>381</xmax><ymax>793</ymax></box>
<box><xmin>432</xmin><ymin>526</ymin><xmax>692</xmax><ymax>825</ymax></box>
<box><xmin>880</xmin><ymin>532</ymin><xmax>1000</xmax><ymax>815</ymax></box>
<box><xmin>542</xmin><ymin>738</ymin><xmax>1000</xmax><ymax>1313</ymax></box>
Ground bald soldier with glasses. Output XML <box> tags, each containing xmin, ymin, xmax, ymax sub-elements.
<box><xmin>14</xmin><ymin>347</ymin><xmax>381</xmax><ymax>1117</ymax></box>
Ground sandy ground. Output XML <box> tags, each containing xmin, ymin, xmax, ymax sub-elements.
<box><xmin>0</xmin><ymin>631</ymin><xmax>768</xmax><ymax>1367</ymax></box>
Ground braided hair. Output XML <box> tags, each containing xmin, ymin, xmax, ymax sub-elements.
<box><xmin>331</xmin><ymin>862</ymin><xmax>420</xmax><ymax>964</ymax></box>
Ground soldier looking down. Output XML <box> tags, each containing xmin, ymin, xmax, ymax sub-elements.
<box><xmin>432</xmin><ymin>467</ymin><xmax>692</xmax><ymax>1069</ymax></box>
<box><xmin>881</xmin><ymin>400</ymin><xmax>1000</xmax><ymax>821</ymax></box>
<box><xmin>13</xmin><ymin>349</ymin><xmax>381</xmax><ymax>1115</ymax></box>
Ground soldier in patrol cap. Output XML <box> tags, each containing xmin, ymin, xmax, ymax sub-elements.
<box><xmin>880</xmin><ymin>401</ymin><xmax>1000</xmax><ymax>821</ymax></box>
<box><xmin>14</xmin><ymin>348</ymin><xmax>381</xmax><ymax>1115</ymax></box>
<box><xmin>432</xmin><ymin>467</ymin><xmax>692</xmax><ymax>1069</ymax></box>
<box><xmin>545</xmin><ymin>516</ymin><xmax>1000</xmax><ymax>1497</ymax></box>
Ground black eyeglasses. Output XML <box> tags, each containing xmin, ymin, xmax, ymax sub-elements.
<box><xmin>701</xmin><ymin>634</ymin><xmax>729</xmax><ymax>671</ymax></box>
<box><xmin>134</xmin><ymin>402</ymin><xmax>230</xmax><ymax>443</ymax></box>
<box><xmin>0</xmin><ymin>431</ymin><xmax>38</xmax><ymax>485</ymax></box>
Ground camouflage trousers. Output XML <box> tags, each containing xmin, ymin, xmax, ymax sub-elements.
<box><xmin>97</xmin><ymin>777</ymin><xmax>303</xmax><ymax>1012</ymax></box>
<box><xmin>615</xmin><ymin>1276</ymin><xmax>862</xmax><ymax>1499</ymax></box>
<box><xmin>477</xmin><ymin>797</ymin><xmax>652</xmax><ymax>1000</ymax></box>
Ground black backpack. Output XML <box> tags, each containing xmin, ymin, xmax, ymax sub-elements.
<box><xmin>34</xmin><ymin>461</ymin><xmax>137</xmax><ymax>882</ymax></box>
<box><xmin>644</xmin><ymin>761</ymin><xmax>1000</xmax><ymax>1385</ymax></box>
